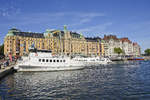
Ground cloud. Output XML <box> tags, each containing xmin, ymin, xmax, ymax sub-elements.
<box><xmin>73</xmin><ymin>22</ymin><xmax>112</xmax><ymax>37</ymax></box>
<box><xmin>70</xmin><ymin>18</ymin><xmax>92</xmax><ymax>26</ymax></box>
<box><xmin>0</xmin><ymin>11</ymin><xmax>105</xmax><ymax>28</ymax></box>
<box><xmin>78</xmin><ymin>12</ymin><xmax>105</xmax><ymax>18</ymax></box>
<box><xmin>26</xmin><ymin>12</ymin><xmax>105</xmax><ymax>20</ymax></box>
<box><xmin>64</xmin><ymin>12</ymin><xmax>106</xmax><ymax>26</ymax></box>
<box><xmin>77</xmin><ymin>22</ymin><xmax>112</xmax><ymax>33</ymax></box>
<box><xmin>50</xmin><ymin>12</ymin><xmax>105</xmax><ymax>17</ymax></box>
<box><xmin>0</xmin><ymin>6</ymin><xmax>21</xmax><ymax>17</ymax></box>
<box><xmin>80</xmin><ymin>18</ymin><xmax>91</xmax><ymax>23</ymax></box>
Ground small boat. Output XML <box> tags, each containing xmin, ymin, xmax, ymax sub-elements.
<box><xmin>128</xmin><ymin>57</ymin><xmax>145</xmax><ymax>60</ymax></box>
<box><xmin>133</xmin><ymin>57</ymin><xmax>145</xmax><ymax>60</ymax></box>
<box><xmin>14</xmin><ymin>48</ymin><xmax>85</xmax><ymax>72</ymax></box>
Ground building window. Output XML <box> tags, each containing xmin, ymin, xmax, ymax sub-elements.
<box><xmin>42</xmin><ymin>42</ymin><xmax>44</xmax><ymax>49</ymax></box>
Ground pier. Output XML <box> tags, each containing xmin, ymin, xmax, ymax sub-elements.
<box><xmin>0</xmin><ymin>65</ymin><xmax>14</xmax><ymax>80</ymax></box>
<box><xmin>144</xmin><ymin>56</ymin><xmax>150</xmax><ymax>60</ymax></box>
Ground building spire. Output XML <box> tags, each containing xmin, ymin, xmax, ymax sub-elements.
<box><xmin>64</xmin><ymin>25</ymin><xmax>67</xmax><ymax>33</ymax></box>
<box><xmin>64</xmin><ymin>25</ymin><xmax>67</xmax><ymax>30</ymax></box>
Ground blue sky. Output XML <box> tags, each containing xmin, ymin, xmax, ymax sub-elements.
<box><xmin>0</xmin><ymin>0</ymin><xmax>150</xmax><ymax>52</ymax></box>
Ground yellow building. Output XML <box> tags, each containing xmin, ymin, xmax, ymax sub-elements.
<box><xmin>4</xmin><ymin>26</ymin><xmax>105</xmax><ymax>57</ymax></box>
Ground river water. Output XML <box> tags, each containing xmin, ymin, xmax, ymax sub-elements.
<box><xmin>0</xmin><ymin>61</ymin><xmax>150</xmax><ymax>100</ymax></box>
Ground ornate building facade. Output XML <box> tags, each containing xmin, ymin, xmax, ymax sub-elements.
<box><xmin>4</xmin><ymin>26</ymin><xmax>105</xmax><ymax>57</ymax></box>
<box><xmin>4</xmin><ymin>27</ymin><xmax>141</xmax><ymax>57</ymax></box>
<box><xmin>103</xmin><ymin>35</ymin><xmax>141</xmax><ymax>57</ymax></box>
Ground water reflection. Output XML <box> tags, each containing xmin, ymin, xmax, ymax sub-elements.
<box><xmin>0</xmin><ymin>61</ymin><xmax>150</xmax><ymax>99</ymax></box>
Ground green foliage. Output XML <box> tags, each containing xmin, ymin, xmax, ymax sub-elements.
<box><xmin>114</xmin><ymin>47</ymin><xmax>123</xmax><ymax>55</ymax></box>
<box><xmin>0</xmin><ymin>44</ymin><xmax>4</xmax><ymax>55</ymax></box>
<box><xmin>144</xmin><ymin>48</ymin><xmax>150</xmax><ymax>56</ymax></box>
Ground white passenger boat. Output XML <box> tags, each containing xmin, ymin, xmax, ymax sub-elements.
<box><xmin>14</xmin><ymin>48</ymin><xmax>85</xmax><ymax>72</ymax></box>
<box><xmin>73</xmin><ymin>56</ymin><xmax>112</xmax><ymax>66</ymax></box>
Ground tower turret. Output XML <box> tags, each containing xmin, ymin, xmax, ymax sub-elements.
<box><xmin>64</xmin><ymin>25</ymin><xmax>67</xmax><ymax>34</ymax></box>
<box><xmin>6</xmin><ymin>27</ymin><xmax>20</xmax><ymax>37</ymax></box>
<box><xmin>44</xmin><ymin>29</ymin><xmax>53</xmax><ymax>38</ymax></box>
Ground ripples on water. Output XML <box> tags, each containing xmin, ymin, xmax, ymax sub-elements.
<box><xmin>0</xmin><ymin>61</ymin><xmax>150</xmax><ymax>100</ymax></box>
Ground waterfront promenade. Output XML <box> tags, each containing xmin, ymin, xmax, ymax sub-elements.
<box><xmin>0</xmin><ymin>60</ymin><xmax>15</xmax><ymax>80</ymax></box>
<box><xmin>0</xmin><ymin>66</ymin><xmax>14</xmax><ymax>80</ymax></box>
<box><xmin>144</xmin><ymin>56</ymin><xmax>150</xmax><ymax>60</ymax></box>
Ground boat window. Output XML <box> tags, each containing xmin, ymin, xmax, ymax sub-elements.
<box><xmin>39</xmin><ymin>59</ymin><xmax>41</xmax><ymax>62</ymax></box>
<box><xmin>42</xmin><ymin>59</ymin><xmax>45</xmax><ymax>62</ymax></box>
<box><xmin>53</xmin><ymin>60</ymin><xmax>55</xmax><ymax>62</ymax></box>
<box><xmin>60</xmin><ymin>60</ymin><xmax>62</xmax><ymax>62</ymax></box>
<box><xmin>57</xmin><ymin>60</ymin><xmax>59</xmax><ymax>62</ymax></box>
<box><xmin>50</xmin><ymin>60</ymin><xmax>52</xmax><ymax>62</ymax></box>
<box><xmin>46</xmin><ymin>59</ymin><xmax>48</xmax><ymax>62</ymax></box>
<box><xmin>63</xmin><ymin>60</ymin><xmax>65</xmax><ymax>62</ymax></box>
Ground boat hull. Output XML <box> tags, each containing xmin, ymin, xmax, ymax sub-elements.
<box><xmin>15</xmin><ymin>65</ymin><xmax>84</xmax><ymax>72</ymax></box>
<box><xmin>128</xmin><ymin>57</ymin><xmax>145</xmax><ymax>60</ymax></box>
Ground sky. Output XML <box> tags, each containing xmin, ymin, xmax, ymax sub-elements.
<box><xmin>0</xmin><ymin>0</ymin><xmax>150</xmax><ymax>52</ymax></box>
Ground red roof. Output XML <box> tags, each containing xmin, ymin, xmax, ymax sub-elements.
<box><xmin>133</xmin><ymin>42</ymin><xmax>138</xmax><ymax>45</ymax></box>
<box><xmin>120</xmin><ymin>38</ymin><xmax>132</xmax><ymax>43</ymax></box>
<box><xmin>103</xmin><ymin>35</ymin><xmax>118</xmax><ymax>40</ymax></box>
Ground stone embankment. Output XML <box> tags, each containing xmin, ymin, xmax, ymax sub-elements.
<box><xmin>0</xmin><ymin>60</ymin><xmax>15</xmax><ymax>80</ymax></box>
<box><xmin>144</xmin><ymin>56</ymin><xmax>150</xmax><ymax>60</ymax></box>
<box><xmin>0</xmin><ymin>66</ymin><xmax>14</xmax><ymax>80</ymax></box>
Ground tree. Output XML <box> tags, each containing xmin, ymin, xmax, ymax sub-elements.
<box><xmin>144</xmin><ymin>48</ymin><xmax>150</xmax><ymax>56</ymax></box>
<box><xmin>114</xmin><ymin>47</ymin><xmax>123</xmax><ymax>55</ymax></box>
<box><xmin>0</xmin><ymin>44</ymin><xmax>4</xmax><ymax>55</ymax></box>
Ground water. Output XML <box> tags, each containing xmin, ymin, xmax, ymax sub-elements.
<box><xmin>0</xmin><ymin>61</ymin><xmax>150</xmax><ymax>100</ymax></box>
